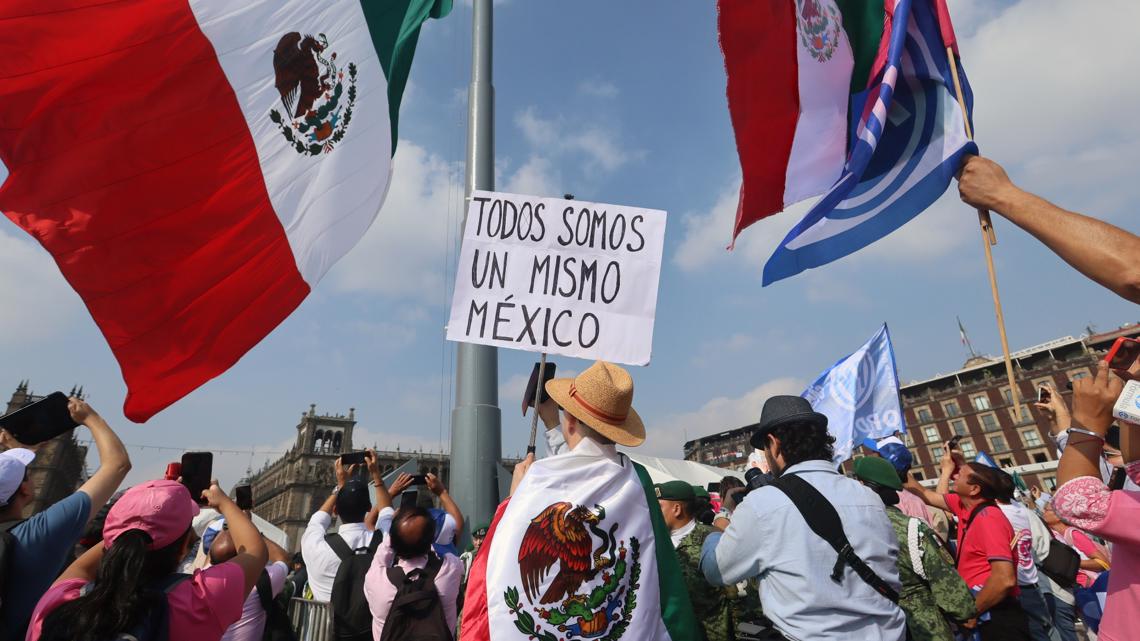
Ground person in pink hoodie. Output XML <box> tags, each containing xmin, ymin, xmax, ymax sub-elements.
<box><xmin>1052</xmin><ymin>360</ymin><xmax>1138</xmax><ymax>641</ymax></box>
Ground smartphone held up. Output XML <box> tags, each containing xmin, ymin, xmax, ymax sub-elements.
<box><xmin>0</xmin><ymin>392</ymin><xmax>79</xmax><ymax>445</ymax></box>
<box><xmin>180</xmin><ymin>452</ymin><xmax>213</xmax><ymax>505</ymax></box>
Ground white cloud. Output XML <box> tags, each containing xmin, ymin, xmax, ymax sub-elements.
<box><xmin>329</xmin><ymin>141</ymin><xmax>461</xmax><ymax>302</ymax></box>
<box><xmin>638</xmin><ymin>377</ymin><xmax>806</xmax><ymax>458</ymax></box>
<box><xmin>578</xmin><ymin>79</ymin><xmax>619</xmax><ymax>99</ymax></box>
<box><xmin>513</xmin><ymin>107</ymin><xmax>641</xmax><ymax>175</ymax></box>
<box><xmin>503</xmin><ymin>156</ymin><xmax>562</xmax><ymax>197</ymax></box>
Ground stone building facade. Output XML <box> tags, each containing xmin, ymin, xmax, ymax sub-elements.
<box><xmin>246</xmin><ymin>404</ymin><xmax>516</xmax><ymax>551</ymax></box>
<box><xmin>2</xmin><ymin>382</ymin><xmax>88</xmax><ymax>517</ymax></box>
<box><xmin>684</xmin><ymin>323</ymin><xmax>1140</xmax><ymax>490</ymax></box>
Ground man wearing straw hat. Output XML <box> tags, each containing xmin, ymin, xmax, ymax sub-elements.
<box><xmin>459</xmin><ymin>361</ymin><xmax>701</xmax><ymax>641</ymax></box>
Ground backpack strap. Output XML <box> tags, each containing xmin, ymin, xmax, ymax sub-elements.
<box><xmin>956</xmin><ymin>501</ymin><xmax>997</xmax><ymax>565</ymax></box>
<box><xmin>770</xmin><ymin>474</ymin><xmax>899</xmax><ymax>603</ymax></box>
<box><xmin>367</xmin><ymin>530</ymin><xmax>382</xmax><ymax>554</ymax></box>
<box><xmin>254</xmin><ymin>569</ymin><xmax>273</xmax><ymax>613</ymax></box>
<box><xmin>324</xmin><ymin>532</ymin><xmax>353</xmax><ymax>561</ymax></box>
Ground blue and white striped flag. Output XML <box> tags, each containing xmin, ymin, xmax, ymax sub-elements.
<box><xmin>763</xmin><ymin>0</ymin><xmax>977</xmax><ymax>285</ymax></box>
<box><xmin>802</xmin><ymin>324</ymin><xmax>905</xmax><ymax>462</ymax></box>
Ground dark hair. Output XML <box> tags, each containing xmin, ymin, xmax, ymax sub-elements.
<box><xmin>719</xmin><ymin>476</ymin><xmax>744</xmax><ymax>493</ymax></box>
<box><xmin>994</xmin><ymin>469</ymin><xmax>1016</xmax><ymax>503</ymax></box>
<box><xmin>964</xmin><ymin>464</ymin><xmax>1005</xmax><ymax>501</ymax></box>
<box><xmin>336</xmin><ymin>482</ymin><xmax>371</xmax><ymax>524</ymax></box>
<box><xmin>765</xmin><ymin>422</ymin><xmax>835</xmax><ymax>468</ymax></box>
<box><xmin>40</xmin><ymin>528</ymin><xmax>191</xmax><ymax>641</ymax></box>
<box><xmin>390</xmin><ymin>506</ymin><xmax>435</xmax><ymax>559</ymax></box>
<box><xmin>868</xmin><ymin>483</ymin><xmax>900</xmax><ymax>507</ymax></box>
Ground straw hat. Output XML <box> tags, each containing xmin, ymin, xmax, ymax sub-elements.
<box><xmin>545</xmin><ymin>361</ymin><xmax>645</xmax><ymax>447</ymax></box>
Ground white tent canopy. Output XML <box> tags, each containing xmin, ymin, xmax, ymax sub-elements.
<box><xmin>627</xmin><ymin>454</ymin><xmax>743</xmax><ymax>487</ymax></box>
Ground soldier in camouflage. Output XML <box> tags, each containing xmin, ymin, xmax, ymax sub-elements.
<box><xmin>657</xmin><ymin>480</ymin><xmax>737</xmax><ymax>641</ymax></box>
<box><xmin>854</xmin><ymin>456</ymin><xmax>977</xmax><ymax>641</ymax></box>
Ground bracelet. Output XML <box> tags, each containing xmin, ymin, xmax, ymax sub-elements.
<box><xmin>1067</xmin><ymin>424</ymin><xmax>1103</xmax><ymax>437</ymax></box>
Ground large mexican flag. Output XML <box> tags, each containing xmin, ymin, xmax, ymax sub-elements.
<box><xmin>461</xmin><ymin>452</ymin><xmax>700</xmax><ymax>641</ymax></box>
<box><xmin>0</xmin><ymin>0</ymin><xmax>450</xmax><ymax>421</ymax></box>
<box><xmin>719</xmin><ymin>0</ymin><xmax>890</xmax><ymax>242</ymax></box>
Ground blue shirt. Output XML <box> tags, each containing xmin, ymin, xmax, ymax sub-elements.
<box><xmin>1</xmin><ymin>491</ymin><xmax>92</xmax><ymax>640</ymax></box>
<box><xmin>700</xmin><ymin>460</ymin><xmax>906</xmax><ymax>641</ymax></box>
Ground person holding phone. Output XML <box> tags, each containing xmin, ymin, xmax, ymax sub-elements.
<box><xmin>300</xmin><ymin>456</ymin><xmax>377</xmax><ymax>603</ymax></box>
<box><xmin>0</xmin><ymin>398</ymin><xmax>131</xmax><ymax>640</ymax></box>
<box><xmin>27</xmin><ymin>479</ymin><xmax>267</xmax><ymax>641</ymax></box>
<box><xmin>372</xmin><ymin>467</ymin><xmax>464</xmax><ymax>557</ymax></box>
<box><xmin>1051</xmin><ymin>360</ymin><xmax>1139</xmax><ymax>641</ymax></box>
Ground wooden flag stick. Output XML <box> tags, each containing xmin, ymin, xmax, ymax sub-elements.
<box><xmin>526</xmin><ymin>353</ymin><xmax>548</xmax><ymax>455</ymax></box>
<box><xmin>946</xmin><ymin>47</ymin><xmax>1021</xmax><ymax>411</ymax></box>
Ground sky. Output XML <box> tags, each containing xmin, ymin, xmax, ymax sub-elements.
<box><xmin>1</xmin><ymin>0</ymin><xmax>1138</xmax><ymax>490</ymax></box>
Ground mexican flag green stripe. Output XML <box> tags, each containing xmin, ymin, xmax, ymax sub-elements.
<box><xmin>836</xmin><ymin>0</ymin><xmax>886</xmax><ymax>91</ymax></box>
<box><xmin>359</xmin><ymin>0</ymin><xmax>453</xmax><ymax>154</ymax></box>
<box><xmin>634</xmin><ymin>462</ymin><xmax>702</xmax><ymax>640</ymax></box>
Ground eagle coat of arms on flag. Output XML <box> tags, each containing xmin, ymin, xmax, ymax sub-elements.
<box><xmin>269</xmin><ymin>31</ymin><xmax>357</xmax><ymax>156</ymax></box>
<box><xmin>462</xmin><ymin>445</ymin><xmax>699</xmax><ymax>641</ymax></box>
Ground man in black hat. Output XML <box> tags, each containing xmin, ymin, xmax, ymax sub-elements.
<box><xmin>700</xmin><ymin>396</ymin><xmax>906</xmax><ymax>641</ymax></box>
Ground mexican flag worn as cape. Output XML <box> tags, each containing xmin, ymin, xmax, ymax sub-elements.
<box><xmin>461</xmin><ymin>443</ymin><xmax>699</xmax><ymax>641</ymax></box>
<box><xmin>0</xmin><ymin>0</ymin><xmax>450</xmax><ymax>421</ymax></box>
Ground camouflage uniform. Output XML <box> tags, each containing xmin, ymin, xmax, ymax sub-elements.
<box><xmin>676</xmin><ymin>522</ymin><xmax>739</xmax><ymax>641</ymax></box>
<box><xmin>886</xmin><ymin>506</ymin><xmax>976</xmax><ymax>641</ymax></box>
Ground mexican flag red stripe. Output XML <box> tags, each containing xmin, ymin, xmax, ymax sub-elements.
<box><xmin>0</xmin><ymin>0</ymin><xmax>450</xmax><ymax>421</ymax></box>
<box><xmin>719</xmin><ymin>0</ymin><xmax>886</xmax><ymax>243</ymax></box>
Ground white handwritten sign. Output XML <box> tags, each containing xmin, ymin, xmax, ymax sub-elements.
<box><xmin>446</xmin><ymin>191</ymin><xmax>666</xmax><ymax>366</ymax></box>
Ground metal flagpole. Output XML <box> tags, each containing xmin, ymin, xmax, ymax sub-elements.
<box><xmin>450</xmin><ymin>0</ymin><xmax>500</xmax><ymax>543</ymax></box>
<box><xmin>947</xmin><ymin>47</ymin><xmax>1022</xmax><ymax>411</ymax></box>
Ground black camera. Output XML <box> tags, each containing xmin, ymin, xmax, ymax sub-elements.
<box><xmin>724</xmin><ymin>467</ymin><xmax>776</xmax><ymax>512</ymax></box>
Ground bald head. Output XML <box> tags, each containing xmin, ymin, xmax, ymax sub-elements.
<box><xmin>390</xmin><ymin>506</ymin><xmax>434</xmax><ymax>559</ymax></box>
<box><xmin>209</xmin><ymin>529</ymin><xmax>238</xmax><ymax>565</ymax></box>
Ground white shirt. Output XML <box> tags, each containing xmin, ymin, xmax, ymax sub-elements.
<box><xmin>220</xmin><ymin>561</ymin><xmax>288</xmax><ymax>641</ymax></box>
<box><xmin>670</xmin><ymin>519</ymin><xmax>697</xmax><ymax>548</ymax></box>
<box><xmin>998</xmin><ymin>502</ymin><xmax>1040</xmax><ymax>586</ymax></box>
<box><xmin>700</xmin><ymin>460</ymin><xmax>907</xmax><ymax>641</ymax></box>
<box><xmin>300</xmin><ymin>512</ymin><xmax>376</xmax><ymax>602</ymax></box>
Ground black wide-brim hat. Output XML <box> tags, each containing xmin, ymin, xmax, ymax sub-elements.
<box><xmin>749</xmin><ymin>395</ymin><xmax>829</xmax><ymax>449</ymax></box>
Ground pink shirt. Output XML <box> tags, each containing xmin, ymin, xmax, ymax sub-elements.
<box><xmin>1052</xmin><ymin>461</ymin><xmax>1140</xmax><ymax>641</ymax></box>
<box><xmin>220</xmin><ymin>562</ymin><xmax>288</xmax><ymax>641</ymax></box>
<box><xmin>363</xmin><ymin>538</ymin><xmax>462</xmax><ymax>640</ymax></box>
<box><xmin>26</xmin><ymin>562</ymin><xmax>247</xmax><ymax>641</ymax></box>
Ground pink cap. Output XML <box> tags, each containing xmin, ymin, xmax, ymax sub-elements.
<box><xmin>103</xmin><ymin>480</ymin><xmax>200</xmax><ymax>550</ymax></box>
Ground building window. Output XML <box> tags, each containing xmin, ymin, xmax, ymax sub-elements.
<box><xmin>972</xmin><ymin>394</ymin><xmax>992</xmax><ymax>411</ymax></box>
<box><xmin>980</xmin><ymin>413</ymin><xmax>1000</xmax><ymax>432</ymax></box>
<box><xmin>912</xmin><ymin>471</ymin><xmax>924</xmax><ymax>481</ymax></box>
<box><xmin>1042</xmin><ymin>475</ymin><xmax>1057</xmax><ymax>490</ymax></box>
<box><xmin>1001</xmin><ymin>387</ymin><xmax>1013</xmax><ymax>405</ymax></box>
<box><xmin>1009</xmin><ymin>405</ymin><xmax>1032</xmax><ymax>424</ymax></box>
<box><xmin>1033</xmin><ymin>452</ymin><xmax>1048</xmax><ymax>464</ymax></box>
<box><xmin>916</xmin><ymin>407</ymin><xmax>933</xmax><ymax>423</ymax></box>
<box><xmin>960</xmin><ymin>440</ymin><xmax>977</xmax><ymax>459</ymax></box>
<box><xmin>903</xmin><ymin>432</ymin><xmax>915</xmax><ymax>447</ymax></box>
<box><xmin>990</xmin><ymin>435</ymin><xmax>1009</xmax><ymax>453</ymax></box>
<box><xmin>1020</xmin><ymin>429</ymin><xmax>1043</xmax><ymax>448</ymax></box>
<box><xmin>943</xmin><ymin>400</ymin><xmax>961</xmax><ymax>417</ymax></box>
<box><xmin>932</xmin><ymin>446</ymin><xmax>944</xmax><ymax>460</ymax></box>
<box><xmin>924</xmin><ymin>426</ymin><xmax>940</xmax><ymax>443</ymax></box>
<box><xmin>951</xmin><ymin>419</ymin><xmax>968</xmax><ymax>436</ymax></box>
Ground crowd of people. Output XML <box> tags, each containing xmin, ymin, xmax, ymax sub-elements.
<box><xmin>0</xmin><ymin>153</ymin><xmax>1136</xmax><ymax>641</ymax></box>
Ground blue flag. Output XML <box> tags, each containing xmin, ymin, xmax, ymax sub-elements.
<box><xmin>803</xmin><ymin>324</ymin><xmax>904</xmax><ymax>462</ymax></box>
<box><xmin>763</xmin><ymin>0</ymin><xmax>977</xmax><ymax>285</ymax></box>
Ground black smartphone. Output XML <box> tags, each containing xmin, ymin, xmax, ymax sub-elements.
<box><xmin>180</xmin><ymin>452</ymin><xmax>213</xmax><ymax>505</ymax></box>
<box><xmin>340</xmin><ymin>451</ymin><xmax>367</xmax><ymax>467</ymax></box>
<box><xmin>1037</xmin><ymin>386</ymin><xmax>1052</xmax><ymax>404</ymax></box>
<box><xmin>0</xmin><ymin>392</ymin><xmax>78</xmax><ymax>445</ymax></box>
<box><xmin>399</xmin><ymin>489</ymin><xmax>418</xmax><ymax>508</ymax></box>
<box><xmin>409</xmin><ymin>474</ymin><xmax>427</xmax><ymax>486</ymax></box>
<box><xmin>234</xmin><ymin>484</ymin><xmax>253</xmax><ymax>511</ymax></box>
<box><xmin>947</xmin><ymin>435</ymin><xmax>962</xmax><ymax>449</ymax></box>
<box><xmin>707</xmin><ymin>482</ymin><xmax>721</xmax><ymax>494</ymax></box>
<box><xmin>522</xmin><ymin>362</ymin><xmax>558</xmax><ymax>413</ymax></box>
<box><xmin>1109</xmin><ymin>467</ymin><xmax>1127</xmax><ymax>491</ymax></box>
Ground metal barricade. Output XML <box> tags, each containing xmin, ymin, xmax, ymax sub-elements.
<box><xmin>288</xmin><ymin>597</ymin><xmax>333</xmax><ymax>641</ymax></box>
